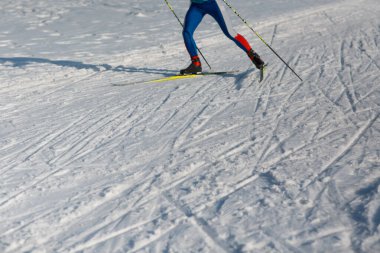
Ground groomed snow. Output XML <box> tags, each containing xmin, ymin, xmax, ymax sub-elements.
<box><xmin>0</xmin><ymin>0</ymin><xmax>379</xmax><ymax>252</ymax></box>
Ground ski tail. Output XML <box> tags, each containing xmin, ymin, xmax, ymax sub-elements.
<box><xmin>259</xmin><ymin>64</ymin><xmax>268</xmax><ymax>82</ymax></box>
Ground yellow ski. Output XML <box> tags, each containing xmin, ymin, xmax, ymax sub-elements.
<box><xmin>112</xmin><ymin>71</ymin><xmax>238</xmax><ymax>87</ymax></box>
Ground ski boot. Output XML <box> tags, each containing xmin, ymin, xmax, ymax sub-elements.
<box><xmin>180</xmin><ymin>56</ymin><xmax>202</xmax><ymax>75</ymax></box>
<box><xmin>247</xmin><ymin>49</ymin><xmax>265</xmax><ymax>69</ymax></box>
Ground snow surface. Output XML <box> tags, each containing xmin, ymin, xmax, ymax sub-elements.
<box><xmin>0</xmin><ymin>0</ymin><xmax>379</xmax><ymax>252</ymax></box>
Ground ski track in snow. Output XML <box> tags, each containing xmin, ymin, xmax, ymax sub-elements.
<box><xmin>0</xmin><ymin>0</ymin><xmax>380</xmax><ymax>252</ymax></box>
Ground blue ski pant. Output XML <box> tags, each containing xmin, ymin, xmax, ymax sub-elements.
<box><xmin>183</xmin><ymin>0</ymin><xmax>252</xmax><ymax>58</ymax></box>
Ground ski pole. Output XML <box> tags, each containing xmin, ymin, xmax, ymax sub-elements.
<box><xmin>163</xmin><ymin>0</ymin><xmax>212</xmax><ymax>70</ymax></box>
<box><xmin>221</xmin><ymin>0</ymin><xmax>303</xmax><ymax>81</ymax></box>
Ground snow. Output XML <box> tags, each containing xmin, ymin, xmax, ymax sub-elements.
<box><xmin>0</xmin><ymin>0</ymin><xmax>379</xmax><ymax>252</ymax></box>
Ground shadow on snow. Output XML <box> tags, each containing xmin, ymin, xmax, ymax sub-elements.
<box><xmin>1</xmin><ymin>57</ymin><xmax>257</xmax><ymax>89</ymax></box>
<box><xmin>0</xmin><ymin>57</ymin><xmax>178</xmax><ymax>76</ymax></box>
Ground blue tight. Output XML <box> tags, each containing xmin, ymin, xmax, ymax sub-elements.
<box><xmin>183</xmin><ymin>0</ymin><xmax>252</xmax><ymax>57</ymax></box>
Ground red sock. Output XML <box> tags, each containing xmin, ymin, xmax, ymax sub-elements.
<box><xmin>235</xmin><ymin>33</ymin><xmax>252</xmax><ymax>52</ymax></box>
<box><xmin>191</xmin><ymin>56</ymin><xmax>201</xmax><ymax>67</ymax></box>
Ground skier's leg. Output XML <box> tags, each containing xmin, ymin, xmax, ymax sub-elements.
<box><xmin>183</xmin><ymin>4</ymin><xmax>205</xmax><ymax>58</ymax></box>
<box><xmin>181</xmin><ymin>4</ymin><xmax>205</xmax><ymax>74</ymax></box>
<box><xmin>210</xmin><ymin>0</ymin><xmax>252</xmax><ymax>53</ymax></box>
<box><xmin>210</xmin><ymin>0</ymin><xmax>265</xmax><ymax>69</ymax></box>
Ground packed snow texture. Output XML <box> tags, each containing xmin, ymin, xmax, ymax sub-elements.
<box><xmin>0</xmin><ymin>0</ymin><xmax>379</xmax><ymax>252</ymax></box>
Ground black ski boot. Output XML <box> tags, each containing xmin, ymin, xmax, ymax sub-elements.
<box><xmin>248</xmin><ymin>49</ymin><xmax>265</xmax><ymax>69</ymax></box>
<box><xmin>180</xmin><ymin>56</ymin><xmax>202</xmax><ymax>75</ymax></box>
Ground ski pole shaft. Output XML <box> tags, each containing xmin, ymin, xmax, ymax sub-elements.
<box><xmin>163</xmin><ymin>0</ymin><xmax>212</xmax><ymax>69</ymax></box>
<box><xmin>221</xmin><ymin>0</ymin><xmax>303</xmax><ymax>81</ymax></box>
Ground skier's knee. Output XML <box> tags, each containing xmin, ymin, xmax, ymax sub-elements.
<box><xmin>225</xmin><ymin>34</ymin><xmax>234</xmax><ymax>42</ymax></box>
<box><xmin>182</xmin><ymin>29</ymin><xmax>191</xmax><ymax>39</ymax></box>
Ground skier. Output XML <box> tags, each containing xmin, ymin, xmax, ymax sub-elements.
<box><xmin>181</xmin><ymin>0</ymin><xmax>265</xmax><ymax>74</ymax></box>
